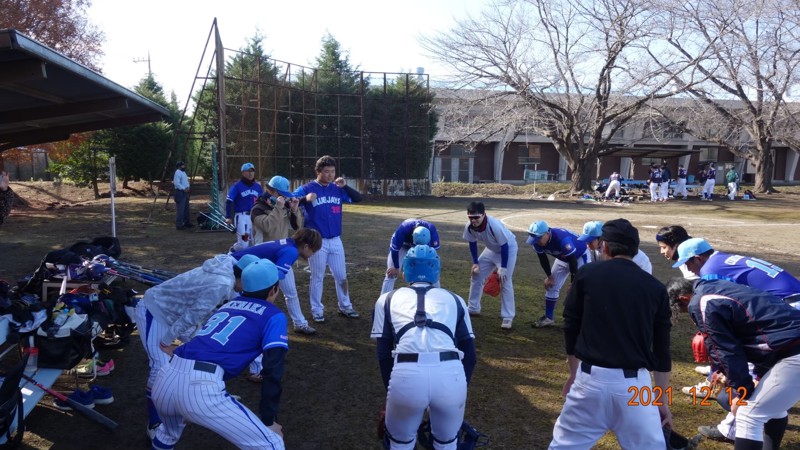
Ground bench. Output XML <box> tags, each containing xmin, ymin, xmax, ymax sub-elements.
<box><xmin>0</xmin><ymin>316</ymin><xmax>63</xmax><ymax>444</ymax></box>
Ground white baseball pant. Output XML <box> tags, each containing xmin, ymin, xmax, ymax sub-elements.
<box><xmin>674</xmin><ymin>179</ymin><xmax>688</xmax><ymax>199</ymax></box>
<box><xmin>649</xmin><ymin>182</ymin><xmax>661</xmax><ymax>201</ymax></box>
<box><xmin>604</xmin><ymin>180</ymin><xmax>620</xmax><ymax>199</ymax></box>
<box><xmin>234</xmin><ymin>212</ymin><xmax>253</xmax><ymax>250</ymax></box>
<box><xmin>702</xmin><ymin>179</ymin><xmax>716</xmax><ymax>199</ymax></box>
<box><xmin>735</xmin><ymin>353</ymin><xmax>800</xmax><ymax>442</ymax></box>
<box><xmin>309</xmin><ymin>236</ymin><xmax>353</xmax><ymax>316</ymax></box>
<box><xmin>545</xmin><ymin>253</ymin><xmax>587</xmax><ymax>299</ymax></box>
<box><xmin>381</xmin><ymin>248</ymin><xmax>440</xmax><ymax>294</ymax></box>
<box><xmin>660</xmin><ymin>181</ymin><xmax>670</xmax><ymax>200</ymax></box>
<box><xmin>549</xmin><ymin>366</ymin><xmax>665</xmax><ymax>449</ymax></box>
<box><xmin>727</xmin><ymin>182</ymin><xmax>737</xmax><ymax>200</ymax></box>
<box><xmin>135</xmin><ymin>301</ymin><xmax>170</xmax><ymax>389</ymax></box>
<box><xmin>151</xmin><ymin>355</ymin><xmax>284</xmax><ymax>450</ymax></box>
<box><xmin>467</xmin><ymin>246</ymin><xmax>517</xmax><ymax>320</ymax></box>
<box><xmin>385</xmin><ymin>355</ymin><xmax>467</xmax><ymax>450</ymax></box>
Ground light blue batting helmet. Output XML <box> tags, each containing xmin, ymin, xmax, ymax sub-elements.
<box><xmin>403</xmin><ymin>245</ymin><xmax>440</xmax><ymax>284</ymax></box>
<box><xmin>412</xmin><ymin>226</ymin><xmax>431</xmax><ymax>246</ymax></box>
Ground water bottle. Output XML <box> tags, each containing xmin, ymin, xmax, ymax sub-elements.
<box><xmin>25</xmin><ymin>336</ymin><xmax>38</xmax><ymax>373</ymax></box>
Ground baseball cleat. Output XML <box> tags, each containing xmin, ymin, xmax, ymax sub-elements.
<box><xmin>681</xmin><ymin>379</ymin><xmax>713</xmax><ymax>397</ymax></box>
<box><xmin>312</xmin><ymin>314</ymin><xmax>326</xmax><ymax>323</ymax></box>
<box><xmin>533</xmin><ymin>316</ymin><xmax>555</xmax><ymax>328</ymax></box>
<box><xmin>338</xmin><ymin>308</ymin><xmax>360</xmax><ymax>319</ymax></box>
<box><xmin>468</xmin><ymin>310</ymin><xmax>481</xmax><ymax>317</ymax></box>
<box><xmin>500</xmin><ymin>318</ymin><xmax>513</xmax><ymax>329</ymax></box>
<box><xmin>293</xmin><ymin>324</ymin><xmax>317</xmax><ymax>335</ymax></box>
<box><xmin>697</xmin><ymin>425</ymin><xmax>733</xmax><ymax>442</ymax></box>
<box><xmin>694</xmin><ymin>365</ymin><xmax>711</xmax><ymax>375</ymax></box>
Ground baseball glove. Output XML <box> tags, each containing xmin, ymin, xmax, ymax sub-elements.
<box><xmin>691</xmin><ymin>332</ymin><xmax>710</xmax><ymax>363</ymax></box>
<box><xmin>483</xmin><ymin>272</ymin><xmax>501</xmax><ymax>297</ymax></box>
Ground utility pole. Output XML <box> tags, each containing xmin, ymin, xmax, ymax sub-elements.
<box><xmin>133</xmin><ymin>51</ymin><xmax>152</xmax><ymax>77</ymax></box>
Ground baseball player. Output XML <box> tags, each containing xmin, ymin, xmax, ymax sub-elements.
<box><xmin>648</xmin><ymin>163</ymin><xmax>662</xmax><ymax>202</ymax></box>
<box><xmin>0</xmin><ymin>170</ymin><xmax>12</xmax><ymax>226</ymax></box>
<box><xmin>173</xmin><ymin>161</ymin><xmax>193</xmax><ymax>230</ymax></box>
<box><xmin>526</xmin><ymin>220</ymin><xmax>589</xmax><ymax>328</ymax></box>
<box><xmin>655</xmin><ymin>225</ymin><xmax>696</xmax><ymax>280</ymax></box>
<box><xmin>604</xmin><ymin>171</ymin><xmax>621</xmax><ymax>200</ymax></box>
<box><xmin>151</xmin><ymin>259</ymin><xmax>287</xmax><ymax>450</ymax></box>
<box><xmin>578</xmin><ymin>220</ymin><xmax>652</xmax><ymax>273</ymax></box>
<box><xmin>725</xmin><ymin>167</ymin><xmax>739</xmax><ymax>200</ymax></box>
<box><xmin>135</xmin><ymin>253</ymin><xmax>258</xmax><ymax>438</ymax></box>
<box><xmin>291</xmin><ymin>155</ymin><xmax>363</xmax><ymax>322</ymax></box>
<box><xmin>551</xmin><ymin>219</ymin><xmax>672</xmax><ymax>449</ymax></box>
<box><xmin>250</xmin><ymin>175</ymin><xmax>303</xmax><ymax>245</ymax></box>
<box><xmin>462</xmin><ymin>202</ymin><xmax>518</xmax><ymax>329</ymax></box>
<box><xmin>226</xmin><ymin>162</ymin><xmax>263</xmax><ymax>251</ymax></box>
<box><xmin>371</xmin><ymin>245</ymin><xmax>476</xmax><ymax>450</ymax></box>
<box><xmin>701</xmin><ymin>163</ymin><xmax>716</xmax><ymax>201</ymax></box>
<box><xmin>674</xmin><ymin>164</ymin><xmax>688</xmax><ymax>199</ymax></box>
<box><xmin>659</xmin><ymin>162</ymin><xmax>671</xmax><ymax>201</ymax></box>
<box><xmin>673</xmin><ymin>238</ymin><xmax>800</xmax><ymax>303</ymax></box>
<box><xmin>667</xmin><ymin>277</ymin><xmax>800</xmax><ymax>450</ymax></box>
<box><xmin>381</xmin><ymin>219</ymin><xmax>441</xmax><ymax>294</ymax></box>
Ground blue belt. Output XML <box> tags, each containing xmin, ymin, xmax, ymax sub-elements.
<box><xmin>397</xmin><ymin>351</ymin><xmax>459</xmax><ymax>363</ymax></box>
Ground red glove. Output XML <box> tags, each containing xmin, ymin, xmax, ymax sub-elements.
<box><xmin>692</xmin><ymin>331</ymin><xmax>710</xmax><ymax>363</ymax></box>
<box><xmin>483</xmin><ymin>272</ymin><xmax>501</xmax><ymax>297</ymax></box>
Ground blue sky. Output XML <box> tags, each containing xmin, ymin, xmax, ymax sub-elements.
<box><xmin>88</xmin><ymin>0</ymin><xmax>485</xmax><ymax>103</ymax></box>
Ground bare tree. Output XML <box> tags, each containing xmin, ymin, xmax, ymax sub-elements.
<box><xmin>421</xmin><ymin>0</ymin><xmax>690</xmax><ymax>191</ymax></box>
<box><xmin>654</xmin><ymin>0</ymin><xmax>800</xmax><ymax>193</ymax></box>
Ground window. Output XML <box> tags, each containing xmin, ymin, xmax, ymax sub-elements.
<box><xmin>699</xmin><ymin>147</ymin><xmax>719</xmax><ymax>162</ymax></box>
<box><xmin>517</xmin><ymin>144</ymin><xmax>541</xmax><ymax>165</ymax></box>
<box><xmin>645</xmin><ymin>119</ymin><xmax>684</xmax><ymax>140</ymax></box>
<box><xmin>641</xmin><ymin>157</ymin><xmax>661</xmax><ymax>167</ymax></box>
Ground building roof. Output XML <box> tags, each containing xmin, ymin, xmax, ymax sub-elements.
<box><xmin>0</xmin><ymin>29</ymin><xmax>170</xmax><ymax>152</ymax></box>
<box><xmin>598</xmin><ymin>146</ymin><xmax>701</xmax><ymax>159</ymax></box>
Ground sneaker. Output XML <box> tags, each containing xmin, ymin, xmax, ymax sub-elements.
<box><xmin>681</xmin><ymin>379</ymin><xmax>713</xmax><ymax>397</ymax></box>
<box><xmin>147</xmin><ymin>423</ymin><xmax>160</xmax><ymax>440</ymax></box>
<box><xmin>697</xmin><ymin>425</ymin><xmax>733</xmax><ymax>442</ymax></box>
<box><xmin>468</xmin><ymin>310</ymin><xmax>481</xmax><ymax>317</ymax></box>
<box><xmin>501</xmin><ymin>318</ymin><xmax>513</xmax><ymax>329</ymax></box>
<box><xmin>533</xmin><ymin>316</ymin><xmax>555</xmax><ymax>328</ymax></box>
<box><xmin>89</xmin><ymin>385</ymin><xmax>114</xmax><ymax>405</ymax></box>
<box><xmin>54</xmin><ymin>389</ymin><xmax>95</xmax><ymax>410</ymax></box>
<box><xmin>338</xmin><ymin>308</ymin><xmax>360</xmax><ymax>319</ymax></box>
<box><xmin>694</xmin><ymin>365</ymin><xmax>711</xmax><ymax>375</ymax></box>
<box><xmin>77</xmin><ymin>359</ymin><xmax>114</xmax><ymax>378</ymax></box>
<box><xmin>312</xmin><ymin>314</ymin><xmax>325</xmax><ymax>323</ymax></box>
<box><xmin>293</xmin><ymin>324</ymin><xmax>317</xmax><ymax>335</ymax></box>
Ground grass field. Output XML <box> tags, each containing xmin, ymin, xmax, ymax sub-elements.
<box><xmin>1</xmin><ymin>183</ymin><xmax>799</xmax><ymax>449</ymax></box>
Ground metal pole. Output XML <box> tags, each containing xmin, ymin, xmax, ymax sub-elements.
<box><xmin>109</xmin><ymin>157</ymin><xmax>117</xmax><ymax>237</ymax></box>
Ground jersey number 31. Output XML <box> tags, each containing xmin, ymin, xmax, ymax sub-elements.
<box><xmin>195</xmin><ymin>312</ymin><xmax>245</xmax><ymax>345</ymax></box>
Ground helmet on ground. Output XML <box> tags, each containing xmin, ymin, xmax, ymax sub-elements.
<box><xmin>412</xmin><ymin>226</ymin><xmax>431</xmax><ymax>246</ymax></box>
<box><xmin>403</xmin><ymin>245</ymin><xmax>440</xmax><ymax>284</ymax></box>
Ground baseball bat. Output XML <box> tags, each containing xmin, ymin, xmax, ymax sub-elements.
<box><xmin>20</xmin><ymin>372</ymin><xmax>119</xmax><ymax>431</ymax></box>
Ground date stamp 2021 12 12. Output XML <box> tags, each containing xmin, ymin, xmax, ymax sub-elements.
<box><xmin>627</xmin><ymin>386</ymin><xmax>749</xmax><ymax>407</ymax></box>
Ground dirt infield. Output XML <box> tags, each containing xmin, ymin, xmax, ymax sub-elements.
<box><xmin>1</xmin><ymin>183</ymin><xmax>799</xmax><ymax>449</ymax></box>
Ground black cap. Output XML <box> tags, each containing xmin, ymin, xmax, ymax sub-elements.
<box><xmin>601</xmin><ymin>218</ymin><xmax>639</xmax><ymax>249</ymax></box>
<box><xmin>176</xmin><ymin>161</ymin><xmax>185</xmax><ymax>167</ymax></box>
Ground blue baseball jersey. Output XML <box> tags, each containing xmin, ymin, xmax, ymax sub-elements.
<box><xmin>174</xmin><ymin>296</ymin><xmax>288</xmax><ymax>380</ymax></box>
<box><xmin>292</xmin><ymin>181</ymin><xmax>353</xmax><ymax>238</ymax></box>
<box><xmin>678</xmin><ymin>167</ymin><xmax>687</xmax><ymax>179</ymax></box>
<box><xmin>232</xmin><ymin>238</ymin><xmax>299</xmax><ymax>280</ymax></box>
<box><xmin>707</xmin><ymin>167</ymin><xmax>716</xmax><ymax>179</ymax></box>
<box><xmin>390</xmin><ymin>219</ymin><xmax>441</xmax><ymax>252</ymax></box>
<box><xmin>699</xmin><ymin>251</ymin><xmax>800</xmax><ymax>300</ymax></box>
<box><xmin>226</xmin><ymin>180</ymin><xmax>263</xmax><ymax>217</ymax></box>
<box><xmin>529</xmin><ymin>228</ymin><xmax>587</xmax><ymax>262</ymax></box>
<box><xmin>648</xmin><ymin>168</ymin><xmax>661</xmax><ymax>183</ymax></box>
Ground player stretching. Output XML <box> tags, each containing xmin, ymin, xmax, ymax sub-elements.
<box><xmin>668</xmin><ymin>277</ymin><xmax>800</xmax><ymax>450</ymax></box>
<box><xmin>151</xmin><ymin>259</ymin><xmax>287</xmax><ymax>450</ymax></box>
<box><xmin>463</xmin><ymin>202</ymin><xmax>518</xmax><ymax>329</ymax></box>
<box><xmin>372</xmin><ymin>245</ymin><xmax>476</xmax><ymax>449</ymax></box>
<box><xmin>292</xmin><ymin>155</ymin><xmax>362</xmax><ymax>322</ymax></box>
<box><xmin>137</xmin><ymin>254</ymin><xmax>258</xmax><ymax>440</ymax></box>
<box><xmin>526</xmin><ymin>220</ymin><xmax>589</xmax><ymax>328</ymax></box>
<box><xmin>381</xmin><ymin>219</ymin><xmax>440</xmax><ymax>294</ymax></box>
<box><xmin>226</xmin><ymin>162</ymin><xmax>263</xmax><ymax>251</ymax></box>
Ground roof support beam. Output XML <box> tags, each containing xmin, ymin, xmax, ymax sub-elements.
<box><xmin>0</xmin><ymin>97</ymin><xmax>130</xmax><ymax>124</ymax></box>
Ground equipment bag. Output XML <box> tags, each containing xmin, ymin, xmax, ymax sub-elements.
<box><xmin>0</xmin><ymin>354</ymin><xmax>28</xmax><ymax>448</ymax></box>
<box><xmin>34</xmin><ymin>313</ymin><xmax>93</xmax><ymax>370</ymax></box>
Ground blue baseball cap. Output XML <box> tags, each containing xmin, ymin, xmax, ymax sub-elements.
<box><xmin>236</xmin><ymin>254</ymin><xmax>259</xmax><ymax>271</ymax></box>
<box><xmin>241</xmin><ymin>162</ymin><xmax>255</xmax><ymax>172</ymax></box>
<box><xmin>673</xmin><ymin>238</ymin><xmax>713</xmax><ymax>268</ymax></box>
<box><xmin>242</xmin><ymin>259</ymin><xmax>279</xmax><ymax>292</ymax></box>
<box><xmin>579</xmin><ymin>221</ymin><xmax>604</xmax><ymax>242</ymax></box>
<box><xmin>526</xmin><ymin>220</ymin><xmax>549</xmax><ymax>245</ymax></box>
<box><xmin>267</xmin><ymin>175</ymin><xmax>292</xmax><ymax>197</ymax></box>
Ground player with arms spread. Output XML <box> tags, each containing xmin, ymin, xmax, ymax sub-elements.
<box><xmin>526</xmin><ymin>220</ymin><xmax>590</xmax><ymax>328</ymax></box>
<box><xmin>151</xmin><ymin>259</ymin><xmax>288</xmax><ymax>450</ymax></box>
<box><xmin>372</xmin><ymin>245</ymin><xmax>476</xmax><ymax>450</ymax></box>
<box><xmin>292</xmin><ymin>155</ymin><xmax>363</xmax><ymax>322</ymax></box>
<box><xmin>381</xmin><ymin>219</ymin><xmax>441</xmax><ymax>294</ymax></box>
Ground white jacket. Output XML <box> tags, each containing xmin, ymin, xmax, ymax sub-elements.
<box><xmin>143</xmin><ymin>254</ymin><xmax>236</xmax><ymax>345</ymax></box>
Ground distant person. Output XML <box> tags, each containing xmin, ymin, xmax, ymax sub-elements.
<box><xmin>226</xmin><ymin>162</ymin><xmax>263</xmax><ymax>251</ymax></box>
<box><xmin>0</xmin><ymin>171</ymin><xmax>12</xmax><ymax>226</ymax></box>
<box><xmin>173</xmin><ymin>161</ymin><xmax>193</xmax><ymax>230</ymax></box>
<box><xmin>701</xmin><ymin>163</ymin><xmax>716</xmax><ymax>201</ymax></box>
<box><xmin>250</xmin><ymin>175</ymin><xmax>303</xmax><ymax>245</ymax></box>
<box><xmin>648</xmin><ymin>164</ymin><xmax>662</xmax><ymax>202</ymax></box>
<box><xmin>674</xmin><ymin>164</ymin><xmax>688</xmax><ymax>200</ymax></box>
<box><xmin>604</xmin><ymin>171</ymin><xmax>621</xmax><ymax>200</ymax></box>
<box><xmin>726</xmin><ymin>167</ymin><xmax>740</xmax><ymax>200</ymax></box>
<box><xmin>659</xmin><ymin>162</ymin><xmax>671</xmax><ymax>201</ymax></box>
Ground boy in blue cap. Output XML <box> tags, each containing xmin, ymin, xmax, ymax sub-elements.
<box><xmin>226</xmin><ymin>162</ymin><xmax>263</xmax><ymax>251</ymax></box>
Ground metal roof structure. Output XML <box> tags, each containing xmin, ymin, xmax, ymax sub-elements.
<box><xmin>597</xmin><ymin>146</ymin><xmax>701</xmax><ymax>159</ymax></box>
<box><xmin>0</xmin><ymin>29</ymin><xmax>170</xmax><ymax>152</ymax></box>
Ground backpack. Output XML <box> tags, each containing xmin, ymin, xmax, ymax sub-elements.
<box><xmin>0</xmin><ymin>354</ymin><xmax>28</xmax><ymax>448</ymax></box>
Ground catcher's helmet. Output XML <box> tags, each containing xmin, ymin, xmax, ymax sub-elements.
<box><xmin>412</xmin><ymin>225</ymin><xmax>431</xmax><ymax>246</ymax></box>
<box><xmin>403</xmin><ymin>245</ymin><xmax>440</xmax><ymax>284</ymax></box>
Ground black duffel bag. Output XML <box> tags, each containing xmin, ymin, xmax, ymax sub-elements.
<box><xmin>34</xmin><ymin>313</ymin><xmax>93</xmax><ymax>370</ymax></box>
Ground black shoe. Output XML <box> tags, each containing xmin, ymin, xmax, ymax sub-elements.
<box><xmin>697</xmin><ymin>425</ymin><xmax>733</xmax><ymax>442</ymax></box>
